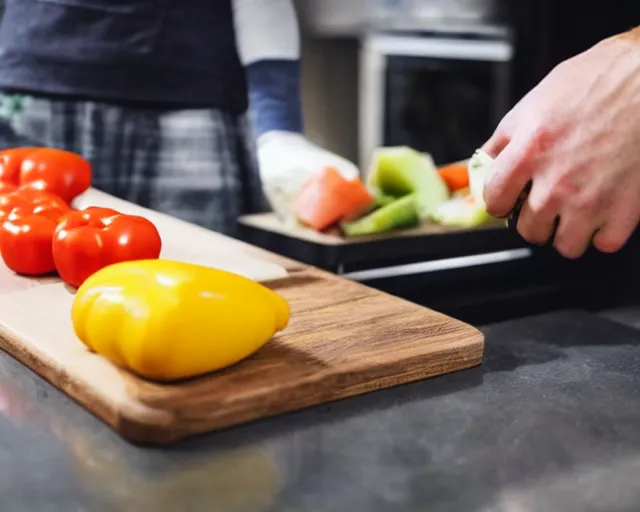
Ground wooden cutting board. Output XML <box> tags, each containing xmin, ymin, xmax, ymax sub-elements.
<box><xmin>0</xmin><ymin>191</ymin><xmax>484</xmax><ymax>444</ymax></box>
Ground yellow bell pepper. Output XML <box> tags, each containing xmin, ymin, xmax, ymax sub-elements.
<box><xmin>71</xmin><ymin>259</ymin><xmax>290</xmax><ymax>381</ymax></box>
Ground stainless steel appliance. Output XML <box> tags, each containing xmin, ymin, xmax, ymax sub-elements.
<box><xmin>359</xmin><ymin>26</ymin><xmax>513</xmax><ymax>169</ymax></box>
<box><xmin>295</xmin><ymin>0</ymin><xmax>513</xmax><ymax>169</ymax></box>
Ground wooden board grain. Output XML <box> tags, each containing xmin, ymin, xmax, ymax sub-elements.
<box><xmin>0</xmin><ymin>192</ymin><xmax>485</xmax><ymax>444</ymax></box>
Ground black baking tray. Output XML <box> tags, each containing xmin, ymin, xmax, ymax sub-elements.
<box><xmin>238</xmin><ymin>213</ymin><xmax>526</xmax><ymax>272</ymax></box>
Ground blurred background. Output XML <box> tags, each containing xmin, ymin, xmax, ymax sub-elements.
<box><xmin>242</xmin><ymin>0</ymin><xmax>640</xmax><ymax>325</ymax></box>
<box><xmin>294</xmin><ymin>0</ymin><xmax>639</xmax><ymax>170</ymax></box>
<box><xmin>1</xmin><ymin>0</ymin><xmax>636</xmax><ymax>326</ymax></box>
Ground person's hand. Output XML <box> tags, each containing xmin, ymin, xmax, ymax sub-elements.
<box><xmin>257</xmin><ymin>130</ymin><xmax>360</xmax><ymax>222</ymax></box>
<box><xmin>482</xmin><ymin>28</ymin><xmax>640</xmax><ymax>259</ymax></box>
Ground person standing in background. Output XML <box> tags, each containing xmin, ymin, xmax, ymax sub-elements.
<box><xmin>0</xmin><ymin>0</ymin><xmax>358</xmax><ymax>236</ymax></box>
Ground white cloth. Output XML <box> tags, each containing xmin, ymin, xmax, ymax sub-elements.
<box><xmin>232</xmin><ymin>0</ymin><xmax>300</xmax><ymax>65</ymax></box>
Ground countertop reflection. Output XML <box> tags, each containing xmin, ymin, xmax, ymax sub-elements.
<box><xmin>2</xmin><ymin>309</ymin><xmax>640</xmax><ymax>511</ymax></box>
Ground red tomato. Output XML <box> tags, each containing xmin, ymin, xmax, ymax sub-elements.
<box><xmin>20</xmin><ymin>148</ymin><xmax>92</xmax><ymax>204</ymax></box>
<box><xmin>52</xmin><ymin>207</ymin><xmax>162</xmax><ymax>288</ymax></box>
<box><xmin>0</xmin><ymin>148</ymin><xmax>40</xmax><ymax>185</ymax></box>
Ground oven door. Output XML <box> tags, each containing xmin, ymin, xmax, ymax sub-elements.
<box><xmin>359</xmin><ymin>32</ymin><xmax>513</xmax><ymax>169</ymax></box>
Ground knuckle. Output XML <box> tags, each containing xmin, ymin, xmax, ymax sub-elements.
<box><xmin>497</xmin><ymin>107</ymin><xmax>518</xmax><ymax>134</ymax></box>
<box><xmin>529</xmin><ymin>188</ymin><xmax>561</xmax><ymax>213</ymax></box>
<box><xmin>527</xmin><ymin>122</ymin><xmax>555</xmax><ymax>154</ymax></box>
<box><xmin>551</xmin><ymin>174</ymin><xmax>582</xmax><ymax>202</ymax></box>
<box><xmin>551</xmin><ymin>59</ymin><xmax>570</xmax><ymax>75</ymax></box>
<box><xmin>549</xmin><ymin>58</ymin><xmax>576</xmax><ymax>81</ymax></box>
<box><xmin>572</xmin><ymin>192</ymin><xmax>601</xmax><ymax>214</ymax></box>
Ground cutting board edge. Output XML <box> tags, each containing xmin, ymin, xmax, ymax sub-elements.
<box><xmin>0</xmin><ymin>323</ymin><xmax>116</xmax><ymax>427</ymax></box>
<box><xmin>0</xmin><ymin>321</ymin><xmax>188</xmax><ymax>438</ymax></box>
<box><xmin>107</xmin><ymin>330</ymin><xmax>485</xmax><ymax>445</ymax></box>
<box><xmin>0</xmin><ymin>296</ymin><xmax>485</xmax><ymax>446</ymax></box>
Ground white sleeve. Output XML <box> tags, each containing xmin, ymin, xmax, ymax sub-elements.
<box><xmin>232</xmin><ymin>0</ymin><xmax>300</xmax><ymax>65</ymax></box>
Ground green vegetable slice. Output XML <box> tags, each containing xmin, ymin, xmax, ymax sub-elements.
<box><xmin>367</xmin><ymin>146</ymin><xmax>449</xmax><ymax>220</ymax></box>
<box><xmin>341</xmin><ymin>194</ymin><xmax>420</xmax><ymax>237</ymax></box>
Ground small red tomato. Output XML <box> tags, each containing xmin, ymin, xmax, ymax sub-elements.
<box><xmin>52</xmin><ymin>206</ymin><xmax>162</xmax><ymax>288</ymax></box>
<box><xmin>20</xmin><ymin>148</ymin><xmax>92</xmax><ymax>204</ymax></box>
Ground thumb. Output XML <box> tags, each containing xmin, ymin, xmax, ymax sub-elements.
<box><xmin>482</xmin><ymin>130</ymin><xmax>510</xmax><ymax>159</ymax></box>
<box><xmin>482</xmin><ymin>106</ymin><xmax>519</xmax><ymax>158</ymax></box>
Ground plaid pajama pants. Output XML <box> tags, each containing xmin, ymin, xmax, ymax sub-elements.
<box><xmin>0</xmin><ymin>93</ymin><xmax>267</xmax><ymax>236</ymax></box>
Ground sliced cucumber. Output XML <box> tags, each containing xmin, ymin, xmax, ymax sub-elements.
<box><xmin>341</xmin><ymin>193</ymin><xmax>420</xmax><ymax>237</ymax></box>
<box><xmin>367</xmin><ymin>146</ymin><xmax>450</xmax><ymax>220</ymax></box>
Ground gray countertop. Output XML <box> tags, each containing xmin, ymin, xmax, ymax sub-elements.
<box><xmin>3</xmin><ymin>309</ymin><xmax>640</xmax><ymax>511</ymax></box>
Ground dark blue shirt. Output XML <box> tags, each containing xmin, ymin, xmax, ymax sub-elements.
<box><xmin>0</xmin><ymin>0</ymin><xmax>249</xmax><ymax>112</ymax></box>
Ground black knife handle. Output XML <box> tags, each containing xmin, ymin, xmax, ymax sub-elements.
<box><xmin>506</xmin><ymin>180</ymin><xmax>559</xmax><ymax>246</ymax></box>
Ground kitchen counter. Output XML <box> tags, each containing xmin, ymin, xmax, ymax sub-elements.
<box><xmin>3</xmin><ymin>308</ymin><xmax>640</xmax><ymax>511</ymax></box>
